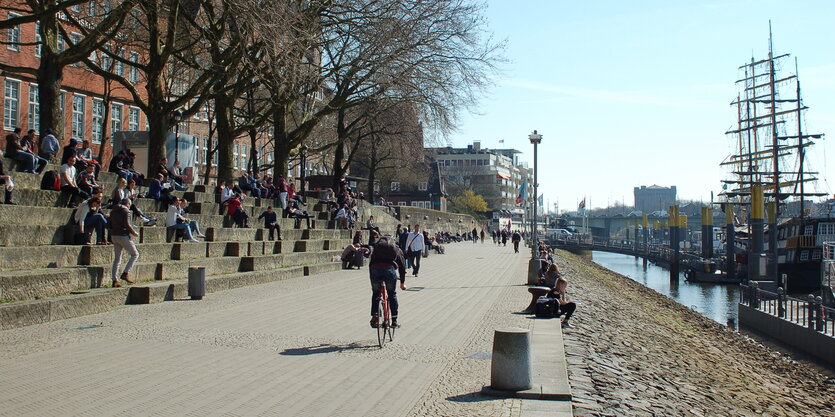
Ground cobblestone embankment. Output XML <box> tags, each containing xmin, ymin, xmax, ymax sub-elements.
<box><xmin>557</xmin><ymin>249</ymin><xmax>835</xmax><ymax>417</ymax></box>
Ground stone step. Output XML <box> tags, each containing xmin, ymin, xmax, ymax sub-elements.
<box><xmin>241</xmin><ymin>250</ymin><xmax>342</xmax><ymax>272</ymax></box>
<box><xmin>0</xmin><ymin>261</ymin><xmax>343</xmax><ymax>330</ymax></box>
<box><xmin>0</xmin><ymin>267</ymin><xmax>94</xmax><ymax>302</ymax></box>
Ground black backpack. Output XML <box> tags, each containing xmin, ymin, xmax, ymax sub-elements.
<box><xmin>40</xmin><ymin>170</ymin><xmax>60</xmax><ymax>191</ymax></box>
<box><xmin>534</xmin><ymin>296</ymin><xmax>559</xmax><ymax>318</ymax></box>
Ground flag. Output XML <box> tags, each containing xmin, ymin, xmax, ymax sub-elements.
<box><xmin>578</xmin><ymin>198</ymin><xmax>586</xmax><ymax>209</ymax></box>
<box><xmin>538</xmin><ymin>194</ymin><xmax>544</xmax><ymax>206</ymax></box>
<box><xmin>516</xmin><ymin>180</ymin><xmax>527</xmax><ymax>205</ymax></box>
<box><xmin>498</xmin><ymin>139</ymin><xmax>504</xmax><ymax>144</ymax></box>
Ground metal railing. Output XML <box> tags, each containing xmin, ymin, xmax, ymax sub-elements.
<box><xmin>740</xmin><ymin>283</ymin><xmax>834</xmax><ymax>337</ymax></box>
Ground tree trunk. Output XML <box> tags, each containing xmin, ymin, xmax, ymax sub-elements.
<box><xmin>331</xmin><ymin>108</ymin><xmax>347</xmax><ymax>190</ymax></box>
<box><xmin>147</xmin><ymin>108</ymin><xmax>169</xmax><ymax>180</ymax></box>
<box><xmin>97</xmin><ymin>79</ymin><xmax>111</xmax><ymax>163</ymax></box>
<box><xmin>36</xmin><ymin>53</ymin><xmax>63</xmax><ymax>140</ymax></box>
<box><xmin>249</xmin><ymin>127</ymin><xmax>258</xmax><ymax>173</ymax></box>
<box><xmin>214</xmin><ymin>92</ymin><xmax>235</xmax><ymax>182</ymax></box>
<box><xmin>272</xmin><ymin>105</ymin><xmax>289</xmax><ymax>179</ymax></box>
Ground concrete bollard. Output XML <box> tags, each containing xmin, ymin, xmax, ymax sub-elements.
<box><xmin>188</xmin><ymin>266</ymin><xmax>206</xmax><ymax>300</ymax></box>
<box><xmin>490</xmin><ymin>328</ymin><xmax>532</xmax><ymax>391</ymax></box>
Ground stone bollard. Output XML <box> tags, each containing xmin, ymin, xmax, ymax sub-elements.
<box><xmin>490</xmin><ymin>328</ymin><xmax>532</xmax><ymax>391</ymax></box>
<box><xmin>188</xmin><ymin>266</ymin><xmax>206</xmax><ymax>300</ymax></box>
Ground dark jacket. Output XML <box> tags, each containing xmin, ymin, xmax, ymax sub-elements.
<box><xmin>109</xmin><ymin>204</ymin><xmax>136</xmax><ymax>237</ymax></box>
<box><xmin>258</xmin><ymin>210</ymin><xmax>277</xmax><ymax>228</ymax></box>
<box><xmin>369</xmin><ymin>238</ymin><xmax>407</xmax><ymax>282</ymax></box>
<box><xmin>5</xmin><ymin>134</ymin><xmax>22</xmax><ymax>157</ymax></box>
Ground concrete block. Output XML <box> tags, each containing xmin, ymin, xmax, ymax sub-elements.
<box><xmin>490</xmin><ymin>328</ymin><xmax>532</xmax><ymax>391</ymax></box>
<box><xmin>127</xmin><ymin>286</ymin><xmax>150</xmax><ymax>304</ymax></box>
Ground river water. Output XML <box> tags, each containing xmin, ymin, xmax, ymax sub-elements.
<box><xmin>592</xmin><ymin>251</ymin><xmax>740</xmax><ymax>327</ymax></box>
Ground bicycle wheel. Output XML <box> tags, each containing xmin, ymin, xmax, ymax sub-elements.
<box><xmin>377</xmin><ymin>297</ymin><xmax>386</xmax><ymax>348</ymax></box>
<box><xmin>387</xmin><ymin>322</ymin><xmax>395</xmax><ymax>342</ymax></box>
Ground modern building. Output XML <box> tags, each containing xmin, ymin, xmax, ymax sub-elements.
<box><xmin>430</xmin><ymin>141</ymin><xmax>533</xmax><ymax>213</ymax></box>
<box><xmin>634</xmin><ymin>185</ymin><xmax>677</xmax><ymax>213</ymax></box>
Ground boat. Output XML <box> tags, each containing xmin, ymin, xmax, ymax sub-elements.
<box><xmin>718</xmin><ymin>23</ymin><xmax>828</xmax><ymax>294</ymax></box>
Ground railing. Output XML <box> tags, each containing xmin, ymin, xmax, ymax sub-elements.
<box><xmin>740</xmin><ymin>283</ymin><xmax>834</xmax><ymax>338</ymax></box>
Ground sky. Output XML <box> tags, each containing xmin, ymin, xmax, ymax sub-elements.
<box><xmin>447</xmin><ymin>0</ymin><xmax>835</xmax><ymax>213</ymax></box>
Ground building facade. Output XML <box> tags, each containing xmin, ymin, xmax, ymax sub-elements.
<box><xmin>430</xmin><ymin>141</ymin><xmax>533</xmax><ymax>212</ymax></box>
<box><xmin>634</xmin><ymin>185</ymin><xmax>677</xmax><ymax>213</ymax></box>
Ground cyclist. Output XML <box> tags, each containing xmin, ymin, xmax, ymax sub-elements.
<box><xmin>369</xmin><ymin>236</ymin><xmax>407</xmax><ymax>328</ymax></box>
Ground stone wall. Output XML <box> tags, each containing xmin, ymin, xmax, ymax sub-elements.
<box><xmin>353</xmin><ymin>201</ymin><xmax>481</xmax><ymax>236</ymax></box>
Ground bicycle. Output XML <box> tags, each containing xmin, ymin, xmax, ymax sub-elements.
<box><xmin>375</xmin><ymin>282</ymin><xmax>395</xmax><ymax>348</ymax></box>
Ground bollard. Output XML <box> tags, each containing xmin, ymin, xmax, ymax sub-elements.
<box><xmin>490</xmin><ymin>328</ymin><xmax>532</xmax><ymax>391</ymax></box>
<box><xmin>815</xmin><ymin>296</ymin><xmax>824</xmax><ymax>332</ymax></box>
<box><xmin>188</xmin><ymin>266</ymin><xmax>206</xmax><ymax>300</ymax></box>
<box><xmin>807</xmin><ymin>295</ymin><xmax>815</xmax><ymax>329</ymax></box>
<box><xmin>777</xmin><ymin>287</ymin><xmax>785</xmax><ymax>318</ymax></box>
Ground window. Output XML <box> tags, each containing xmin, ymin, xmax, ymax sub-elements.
<box><xmin>211</xmin><ymin>139</ymin><xmax>218</xmax><ymax>166</ymax></box>
<box><xmin>4</xmin><ymin>79</ymin><xmax>20</xmax><ymax>129</ymax></box>
<box><xmin>194</xmin><ymin>137</ymin><xmax>200</xmax><ymax>164</ymax></box>
<box><xmin>103</xmin><ymin>1</ymin><xmax>111</xmax><ymax>13</ymax></box>
<box><xmin>411</xmin><ymin>201</ymin><xmax>421</xmax><ymax>208</ymax></box>
<box><xmin>114</xmin><ymin>50</ymin><xmax>125</xmax><ymax>76</ymax></box>
<box><xmin>425</xmin><ymin>201</ymin><xmax>431</xmax><ymax>208</ymax></box>
<box><xmin>28</xmin><ymin>84</ymin><xmax>39</xmax><ymax>131</ymax></box>
<box><xmin>91</xmin><ymin>99</ymin><xmax>103</xmax><ymax>144</ymax></box>
<box><xmin>233</xmin><ymin>143</ymin><xmax>239</xmax><ymax>169</ymax></box>
<box><xmin>242</xmin><ymin>145</ymin><xmax>247</xmax><ymax>171</ymax></box>
<box><xmin>7</xmin><ymin>13</ymin><xmax>20</xmax><ymax>51</ymax></box>
<box><xmin>418</xmin><ymin>181</ymin><xmax>428</xmax><ymax>191</ymax></box>
<box><xmin>129</xmin><ymin>52</ymin><xmax>139</xmax><ymax>83</ymax></box>
<box><xmin>110</xmin><ymin>103</ymin><xmax>122</xmax><ymax>133</ymax></box>
<box><xmin>58</xmin><ymin>91</ymin><xmax>65</xmax><ymax>131</ymax></box>
<box><xmin>128</xmin><ymin>107</ymin><xmax>139</xmax><ymax>131</ymax></box>
<box><xmin>88</xmin><ymin>2</ymin><xmax>96</xmax><ymax>16</ymax></box>
<box><xmin>71</xmin><ymin>95</ymin><xmax>85</xmax><ymax>140</ymax></box>
<box><xmin>72</xmin><ymin>3</ymin><xmax>81</xmax><ymax>13</ymax></box>
<box><xmin>800</xmin><ymin>250</ymin><xmax>809</xmax><ymax>261</ymax></box>
<box><xmin>374</xmin><ymin>181</ymin><xmax>380</xmax><ymax>192</ymax></box>
<box><xmin>819</xmin><ymin>223</ymin><xmax>835</xmax><ymax>236</ymax></box>
<box><xmin>390</xmin><ymin>181</ymin><xmax>400</xmax><ymax>191</ymax></box>
<box><xmin>804</xmin><ymin>225</ymin><xmax>814</xmax><ymax>235</ymax></box>
<box><xmin>57</xmin><ymin>35</ymin><xmax>65</xmax><ymax>53</ymax></box>
<box><xmin>812</xmin><ymin>250</ymin><xmax>822</xmax><ymax>260</ymax></box>
<box><xmin>34</xmin><ymin>22</ymin><xmax>41</xmax><ymax>57</ymax></box>
<box><xmin>397</xmin><ymin>202</ymin><xmax>406</xmax><ymax>206</ymax></box>
<box><xmin>267</xmin><ymin>151</ymin><xmax>272</xmax><ymax>165</ymax></box>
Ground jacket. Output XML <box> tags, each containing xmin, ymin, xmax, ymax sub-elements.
<box><xmin>369</xmin><ymin>238</ymin><xmax>407</xmax><ymax>282</ymax></box>
<box><xmin>5</xmin><ymin>134</ymin><xmax>22</xmax><ymax>157</ymax></box>
<box><xmin>109</xmin><ymin>204</ymin><xmax>135</xmax><ymax>237</ymax></box>
<box><xmin>40</xmin><ymin>134</ymin><xmax>59</xmax><ymax>155</ymax></box>
<box><xmin>405</xmin><ymin>232</ymin><xmax>425</xmax><ymax>252</ymax></box>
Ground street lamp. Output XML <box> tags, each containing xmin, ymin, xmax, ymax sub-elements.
<box><xmin>527</xmin><ymin>130</ymin><xmax>542</xmax><ymax>285</ymax></box>
<box><xmin>300</xmin><ymin>144</ymin><xmax>309</xmax><ymax>202</ymax></box>
<box><xmin>171</xmin><ymin>110</ymin><xmax>183</xmax><ymax>164</ymax></box>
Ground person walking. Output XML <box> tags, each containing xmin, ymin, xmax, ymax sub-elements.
<box><xmin>109</xmin><ymin>198</ymin><xmax>139</xmax><ymax>287</ymax></box>
<box><xmin>480</xmin><ymin>229</ymin><xmax>485</xmax><ymax>243</ymax></box>
<box><xmin>405</xmin><ymin>224</ymin><xmax>425</xmax><ymax>277</ymax></box>
<box><xmin>501</xmin><ymin>229</ymin><xmax>508</xmax><ymax>246</ymax></box>
<box><xmin>512</xmin><ymin>230</ymin><xmax>522</xmax><ymax>253</ymax></box>
<box><xmin>368</xmin><ymin>236</ymin><xmax>407</xmax><ymax>328</ymax></box>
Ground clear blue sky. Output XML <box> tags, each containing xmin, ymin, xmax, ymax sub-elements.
<box><xmin>448</xmin><ymin>0</ymin><xmax>835</xmax><ymax>213</ymax></box>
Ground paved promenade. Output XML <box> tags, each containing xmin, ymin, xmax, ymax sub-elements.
<box><xmin>0</xmin><ymin>242</ymin><xmax>570</xmax><ymax>417</ymax></box>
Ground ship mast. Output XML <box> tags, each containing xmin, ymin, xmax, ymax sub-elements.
<box><xmin>796</xmin><ymin>58</ymin><xmax>805</xmax><ymax>217</ymax></box>
<box><xmin>768</xmin><ymin>22</ymin><xmax>780</xmax><ymax>205</ymax></box>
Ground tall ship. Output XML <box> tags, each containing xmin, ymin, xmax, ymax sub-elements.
<box><xmin>718</xmin><ymin>25</ymin><xmax>830</xmax><ymax>295</ymax></box>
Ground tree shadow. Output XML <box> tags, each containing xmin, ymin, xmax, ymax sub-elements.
<box><xmin>279</xmin><ymin>342</ymin><xmax>378</xmax><ymax>356</ymax></box>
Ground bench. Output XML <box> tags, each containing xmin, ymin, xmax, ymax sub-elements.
<box><xmin>522</xmin><ymin>286</ymin><xmax>551</xmax><ymax>314</ymax></box>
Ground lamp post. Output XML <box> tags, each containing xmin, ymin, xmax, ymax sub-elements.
<box><xmin>300</xmin><ymin>144</ymin><xmax>308</xmax><ymax>202</ymax></box>
<box><xmin>527</xmin><ymin>130</ymin><xmax>542</xmax><ymax>285</ymax></box>
<box><xmin>171</xmin><ymin>110</ymin><xmax>182</xmax><ymax>164</ymax></box>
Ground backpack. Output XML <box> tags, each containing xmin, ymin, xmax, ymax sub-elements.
<box><xmin>41</xmin><ymin>170</ymin><xmax>60</xmax><ymax>191</ymax></box>
<box><xmin>534</xmin><ymin>296</ymin><xmax>559</xmax><ymax>318</ymax></box>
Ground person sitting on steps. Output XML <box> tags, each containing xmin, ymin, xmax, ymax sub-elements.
<box><xmin>258</xmin><ymin>206</ymin><xmax>282</xmax><ymax>240</ymax></box>
<box><xmin>550</xmin><ymin>275</ymin><xmax>576</xmax><ymax>328</ymax></box>
<box><xmin>0</xmin><ymin>158</ymin><xmax>15</xmax><ymax>204</ymax></box>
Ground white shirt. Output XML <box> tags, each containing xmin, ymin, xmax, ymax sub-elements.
<box><xmin>335</xmin><ymin>208</ymin><xmax>347</xmax><ymax>219</ymax></box>
<box><xmin>165</xmin><ymin>204</ymin><xmax>186</xmax><ymax>227</ymax></box>
<box><xmin>406</xmin><ymin>232</ymin><xmax>425</xmax><ymax>252</ymax></box>
<box><xmin>220</xmin><ymin>186</ymin><xmax>234</xmax><ymax>203</ymax></box>
<box><xmin>59</xmin><ymin>164</ymin><xmax>76</xmax><ymax>187</ymax></box>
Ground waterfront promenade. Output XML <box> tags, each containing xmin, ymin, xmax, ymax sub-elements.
<box><xmin>0</xmin><ymin>242</ymin><xmax>569</xmax><ymax>417</ymax></box>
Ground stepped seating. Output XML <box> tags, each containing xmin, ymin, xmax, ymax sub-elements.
<box><xmin>0</xmin><ymin>157</ymin><xmax>350</xmax><ymax>323</ymax></box>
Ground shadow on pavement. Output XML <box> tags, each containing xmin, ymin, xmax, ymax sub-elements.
<box><xmin>279</xmin><ymin>342</ymin><xmax>378</xmax><ymax>356</ymax></box>
<box><xmin>446</xmin><ymin>391</ymin><xmax>494</xmax><ymax>403</ymax></box>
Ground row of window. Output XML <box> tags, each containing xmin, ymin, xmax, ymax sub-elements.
<box><xmin>4</xmin><ymin>79</ymin><xmax>140</xmax><ymax>142</ymax></box>
<box><xmin>386</xmin><ymin>181</ymin><xmax>429</xmax><ymax>192</ymax></box>
<box><xmin>7</xmin><ymin>13</ymin><xmax>141</xmax><ymax>84</ymax></box>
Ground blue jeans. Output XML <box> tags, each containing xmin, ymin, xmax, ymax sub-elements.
<box><xmin>84</xmin><ymin>213</ymin><xmax>108</xmax><ymax>242</ymax></box>
<box><xmin>170</xmin><ymin>222</ymin><xmax>194</xmax><ymax>240</ymax></box>
<box><xmin>12</xmin><ymin>153</ymin><xmax>35</xmax><ymax>172</ymax></box>
<box><xmin>370</xmin><ymin>268</ymin><xmax>398</xmax><ymax>318</ymax></box>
